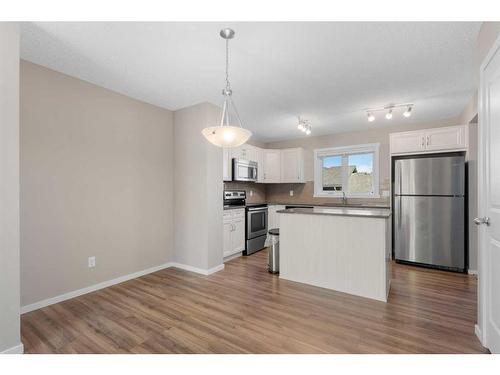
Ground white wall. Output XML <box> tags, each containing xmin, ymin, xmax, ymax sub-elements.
<box><xmin>20</xmin><ymin>61</ymin><xmax>174</xmax><ymax>307</ymax></box>
<box><xmin>0</xmin><ymin>23</ymin><xmax>22</xmax><ymax>354</ymax></box>
<box><xmin>173</xmin><ymin>102</ymin><xmax>223</xmax><ymax>271</ymax></box>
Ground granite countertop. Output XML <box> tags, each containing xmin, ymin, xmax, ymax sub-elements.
<box><xmin>277</xmin><ymin>206</ymin><xmax>392</xmax><ymax>219</ymax></box>
<box><xmin>268</xmin><ymin>202</ymin><xmax>390</xmax><ymax>209</ymax></box>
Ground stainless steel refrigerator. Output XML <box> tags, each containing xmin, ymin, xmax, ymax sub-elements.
<box><xmin>393</xmin><ymin>154</ymin><xmax>466</xmax><ymax>272</ymax></box>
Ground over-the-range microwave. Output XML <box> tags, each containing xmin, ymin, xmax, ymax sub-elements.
<box><xmin>232</xmin><ymin>158</ymin><xmax>257</xmax><ymax>182</ymax></box>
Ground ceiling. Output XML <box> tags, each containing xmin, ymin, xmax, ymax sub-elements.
<box><xmin>20</xmin><ymin>22</ymin><xmax>481</xmax><ymax>142</ymax></box>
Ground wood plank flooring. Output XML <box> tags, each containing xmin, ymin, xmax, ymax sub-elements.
<box><xmin>21</xmin><ymin>249</ymin><xmax>488</xmax><ymax>353</ymax></box>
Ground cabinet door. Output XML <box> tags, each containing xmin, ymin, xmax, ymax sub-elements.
<box><xmin>267</xmin><ymin>206</ymin><xmax>276</xmax><ymax>230</ymax></box>
<box><xmin>255</xmin><ymin>147</ymin><xmax>265</xmax><ymax>183</ymax></box>
<box><xmin>274</xmin><ymin>205</ymin><xmax>286</xmax><ymax>228</ymax></box>
<box><xmin>281</xmin><ymin>148</ymin><xmax>304</xmax><ymax>182</ymax></box>
<box><xmin>223</xmin><ymin>147</ymin><xmax>232</xmax><ymax>181</ymax></box>
<box><xmin>390</xmin><ymin>132</ymin><xmax>426</xmax><ymax>154</ymax></box>
<box><xmin>231</xmin><ymin>218</ymin><xmax>246</xmax><ymax>253</ymax></box>
<box><xmin>263</xmin><ymin>149</ymin><xmax>281</xmax><ymax>183</ymax></box>
<box><xmin>223</xmin><ymin>221</ymin><xmax>233</xmax><ymax>258</ymax></box>
<box><xmin>425</xmin><ymin>126</ymin><xmax>467</xmax><ymax>151</ymax></box>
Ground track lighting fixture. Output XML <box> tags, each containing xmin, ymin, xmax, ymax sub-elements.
<box><xmin>365</xmin><ymin>103</ymin><xmax>414</xmax><ymax>122</ymax></box>
<box><xmin>297</xmin><ymin>117</ymin><xmax>311</xmax><ymax>135</ymax></box>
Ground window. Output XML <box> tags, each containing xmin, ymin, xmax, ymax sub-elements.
<box><xmin>314</xmin><ymin>143</ymin><xmax>380</xmax><ymax>198</ymax></box>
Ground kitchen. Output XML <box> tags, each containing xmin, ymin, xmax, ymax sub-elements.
<box><xmin>222</xmin><ymin>122</ymin><xmax>471</xmax><ymax>302</ymax></box>
<box><xmin>2</xmin><ymin>18</ymin><xmax>499</xmax><ymax>359</ymax></box>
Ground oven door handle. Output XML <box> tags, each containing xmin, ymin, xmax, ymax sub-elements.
<box><xmin>247</xmin><ymin>207</ymin><xmax>268</xmax><ymax>212</ymax></box>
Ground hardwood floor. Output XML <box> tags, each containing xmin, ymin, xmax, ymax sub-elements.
<box><xmin>21</xmin><ymin>249</ymin><xmax>488</xmax><ymax>353</ymax></box>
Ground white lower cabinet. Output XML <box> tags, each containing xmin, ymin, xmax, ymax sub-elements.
<box><xmin>223</xmin><ymin>209</ymin><xmax>246</xmax><ymax>259</ymax></box>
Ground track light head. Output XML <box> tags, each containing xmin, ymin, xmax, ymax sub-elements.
<box><xmin>403</xmin><ymin>106</ymin><xmax>412</xmax><ymax>118</ymax></box>
<box><xmin>367</xmin><ymin>112</ymin><xmax>375</xmax><ymax>122</ymax></box>
<box><xmin>385</xmin><ymin>109</ymin><xmax>393</xmax><ymax>120</ymax></box>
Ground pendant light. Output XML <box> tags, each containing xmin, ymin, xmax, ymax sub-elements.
<box><xmin>201</xmin><ymin>28</ymin><xmax>252</xmax><ymax>148</ymax></box>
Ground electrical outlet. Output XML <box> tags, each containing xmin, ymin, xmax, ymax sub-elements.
<box><xmin>250</xmin><ymin>190</ymin><xmax>254</xmax><ymax>197</ymax></box>
<box><xmin>88</xmin><ymin>256</ymin><xmax>96</xmax><ymax>268</ymax></box>
<box><xmin>290</xmin><ymin>190</ymin><xmax>294</xmax><ymax>197</ymax></box>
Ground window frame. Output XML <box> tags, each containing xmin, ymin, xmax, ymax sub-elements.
<box><xmin>313</xmin><ymin>143</ymin><xmax>380</xmax><ymax>198</ymax></box>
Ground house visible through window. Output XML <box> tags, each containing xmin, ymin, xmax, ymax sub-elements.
<box><xmin>314</xmin><ymin>143</ymin><xmax>379</xmax><ymax>198</ymax></box>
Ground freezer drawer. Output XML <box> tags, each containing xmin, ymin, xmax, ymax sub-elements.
<box><xmin>394</xmin><ymin>156</ymin><xmax>465</xmax><ymax>196</ymax></box>
<box><xmin>394</xmin><ymin>195</ymin><xmax>465</xmax><ymax>270</ymax></box>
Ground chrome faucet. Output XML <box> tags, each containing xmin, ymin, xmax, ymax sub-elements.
<box><xmin>342</xmin><ymin>191</ymin><xmax>347</xmax><ymax>206</ymax></box>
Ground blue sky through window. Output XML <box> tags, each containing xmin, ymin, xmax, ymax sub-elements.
<box><xmin>348</xmin><ymin>153</ymin><xmax>373</xmax><ymax>173</ymax></box>
<box><xmin>323</xmin><ymin>155</ymin><xmax>342</xmax><ymax>168</ymax></box>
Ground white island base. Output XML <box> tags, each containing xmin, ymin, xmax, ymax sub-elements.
<box><xmin>278</xmin><ymin>208</ymin><xmax>392</xmax><ymax>302</ymax></box>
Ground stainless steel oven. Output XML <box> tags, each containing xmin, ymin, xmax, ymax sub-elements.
<box><xmin>245</xmin><ymin>204</ymin><xmax>268</xmax><ymax>255</ymax></box>
<box><xmin>232</xmin><ymin>159</ymin><xmax>258</xmax><ymax>182</ymax></box>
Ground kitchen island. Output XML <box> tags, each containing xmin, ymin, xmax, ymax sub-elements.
<box><xmin>277</xmin><ymin>207</ymin><xmax>392</xmax><ymax>302</ymax></box>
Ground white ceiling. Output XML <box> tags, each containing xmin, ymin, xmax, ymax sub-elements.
<box><xmin>20</xmin><ymin>22</ymin><xmax>481</xmax><ymax>142</ymax></box>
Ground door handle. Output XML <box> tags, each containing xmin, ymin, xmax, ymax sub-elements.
<box><xmin>474</xmin><ymin>217</ymin><xmax>490</xmax><ymax>226</ymax></box>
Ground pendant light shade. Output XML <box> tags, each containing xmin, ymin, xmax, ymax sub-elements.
<box><xmin>202</xmin><ymin>125</ymin><xmax>251</xmax><ymax>148</ymax></box>
<box><xmin>202</xmin><ymin>28</ymin><xmax>252</xmax><ymax>148</ymax></box>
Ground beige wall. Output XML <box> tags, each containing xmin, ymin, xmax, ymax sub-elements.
<box><xmin>20</xmin><ymin>61</ymin><xmax>174</xmax><ymax>307</ymax></box>
<box><xmin>477</xmin><ymin>22</ymin><xmax>500</xmax><ymax>69</ymax></box>
<box><xmin>0</xmin><ymin>23</ymin><xmax>22</xmax><ymax>353</ymax></box>
<box><xmin>265</xmin><ymin>117</ymin><xmax>461</xmax><ymax>205</ymax></box>
<box><xmin>173</xmin><ymin>102</ymin><xmax>223</xmax><ymax>270</ymax></box>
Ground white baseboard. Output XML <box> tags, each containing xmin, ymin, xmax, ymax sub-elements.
<box><xmin>21</xmin><ymin>260</ymin><xmax>226</xmax><ymax>314</ymax></box>
<box><xmin>475</xmin><ymin>324</ymin><xmax>484</xmax><ymax>345</ymax></box>
<box><xmin>1</xmin><ymin>343</ymin><xmax>24</xmax><ymax>354</ymax></box>
<box><xmin>223</xmin><ymin>252</ymin><xmax>242</xmax><ymax>262</ymax></box>
<box><xmin>21</xmin><ymin>262</ymin><xmax>173</xmax><ymax>314</ymax></box>
<box><xmin>170</xmin><ymin>262</ymin><xmax>224</xmax><ymax>276</ymax></box>
<box><xmin>468</xmin><ymin>269</ymin><xmax>478</xmax><ymax>275</ymax></box>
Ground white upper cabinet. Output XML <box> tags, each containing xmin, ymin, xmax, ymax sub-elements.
<box><xmin>223</xmin><ymin>147</ymin><xmax>232</xmax><ymax>181</ymax></box>
<box><xmin>223</xmin><ymin>144</ymin><xmax>306</xmax><ymax>184</ymax></box>
<box><xmin>390</xmin><ymin>132</ymin><xmax>425</xmax><ymax>154</ymax></box>
<box><xmin>390</xmin><ymin>125</ymin><xmax>468</xmax><ymax>155</ymax></box>
<box><xmin>231</xmin><ymin>144</ymin><xmax>258</xmax><ymax>162</ymax></box>
<box><xmin>425</xmin><ymin>126</ymin><xmax>468</xmax><ymax>152</ymax></box>
<box><xmin>280</xmin><ymin>148</ymin><xmax>305</xmax><ymax>183</ymax></box>
<box><xmin>262</xmin><ymin>149</ymin><xmax>281</xmax><ymax>183</ymax></box>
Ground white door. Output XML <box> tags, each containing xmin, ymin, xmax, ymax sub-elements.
<box><xmin>223</xmin><ymin>221</ymin><xmax>233</xmax><ymax>258</ymax></box>
<box><xmin>425</xmin><ymin>126</ymin><xmax>467</xmax><ymax>152</ymax></box>
<box><xmin>478</xmin><ymin>36</ymin><xmax>500</xmax><ymax>353</ymax></box>
<box><xmin>232</xmin><ymin>217</ymin><xmax>246</xmax><ymax>253</ymax></box>
<box><xmin>263</xmin><ymin>149</ymin><xmax>281</xmax><ymax>183</ymax></box>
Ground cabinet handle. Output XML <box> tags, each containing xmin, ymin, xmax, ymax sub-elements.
<box><xmin>421</xmin><ymin>137</ymin><xmax>425</xmax><ymax>148</ymax></box>
<box><xmin>426</xmin><ymin>136</ymin><xmax>430</xmax><ymax>146</ymax></box>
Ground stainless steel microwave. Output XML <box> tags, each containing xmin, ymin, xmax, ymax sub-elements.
<box><xmin>232</xmin><ymin>158</ymin><xmax>257</xmax><ymax>182</ymax></box>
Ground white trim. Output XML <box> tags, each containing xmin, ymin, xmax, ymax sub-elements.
<box><xmin>313</xmin><ymin>143</ymin><xmax>380</xmax><ymax>198</ymax></box>
<box><xmin>1</xmin><ymin>343</ymin><xmax>24</xmax><ymax>354</ymax></box>
<box><xmin>170</xmin><ymin>262</ymin><xmax>224</xmax><ymax>275</ymax></box>
<box><xmin>224</xmin><ymin>251</ymin><xmax>243</xmax><ymax>262</ymax></box>
<box><xmin>21</xmin><ymin>262</ymin><xmax>172</xmax><ymax>314</ymax></box>
<box><xmin>21</xmin><ymin>261</ymin><xmax>226</xmax><ymax>314</ymax></box>
<box><xmin>475</xmin><ymin>324</ymin><xmax>484</xmax><ymax>344</ymax></box>
<box><xmin>468</xmin><ymin>269</ymin><xmax>478</xmax><ymax>275</ymax></box>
